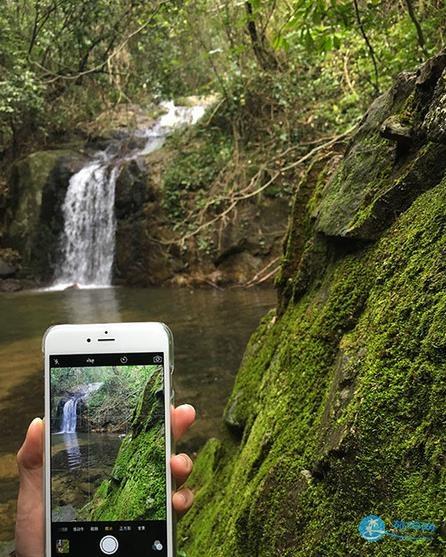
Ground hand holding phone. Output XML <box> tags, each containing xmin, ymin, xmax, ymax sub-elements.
<box><xmin>32</xmin><ymin>322</ymin><xmax>194</xmax><ymax>557</ymax></box>
<box><xmin>15</xmin><ymin>407</ymin><xmax>195</xmax><ymax>557</ymax></box>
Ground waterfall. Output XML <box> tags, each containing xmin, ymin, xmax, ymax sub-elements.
<box><xmin>55</xmin><ymin>163</ymin><xmax>119</xmax><ymax>287</ymax></box>
<box><xmin>58</xmin><ymin>382</ymin><xmax>103</xmax><ymax>434</ymax></box>
<box><xmin>60</xmin><ymin>396</ymin><xmax>81</xmax><ymax>434</ymax></box>
<box><xmin>53</xmin><ymin>100</ymin><xmax>207</xmax><ymax>289</ymax></box>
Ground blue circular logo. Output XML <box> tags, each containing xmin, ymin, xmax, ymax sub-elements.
<box><xmin>359</xmin><ymin>515</ymin><xmax>386</xmax><ymax>542</ymax></box>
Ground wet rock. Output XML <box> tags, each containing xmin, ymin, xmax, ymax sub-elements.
<box><xmin>5</xmin><ymin>148</ymin><xmax>87</xmax><ymax>280</ymax></box>
<box><xmin>0</xmin><ymin>278</ymin><xmax>22</xmax><ymax>292</ymax></box>
<box><xmin>0</xmin><ymin>258</ymin><xmax>16</xmax><ymax>278</ymax></box>
<box><xmin>114</xmin><ymin>160</ymin><xmax>153</xmax><ymax>220</ymax></box>
<box><xmin>0</xmin><ymin>278</ymin><xmax>37</xmax><ymax>292</ymax></box>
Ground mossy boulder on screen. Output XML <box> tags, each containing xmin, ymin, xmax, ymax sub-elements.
<box><xmin>179</xmin><ymin>54</ymin><xmax>446</xmax><ymax>556</ymax></box>
<box><xmin>84</xmin><ymin>369</ymin><xmax>167</xmax><ymax>521</ymax></box>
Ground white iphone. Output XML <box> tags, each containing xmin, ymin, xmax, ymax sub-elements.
<box><xmin>43</xmin><ymin>322</ymin><xmax>175</xmax><ymax>557</ymax></box>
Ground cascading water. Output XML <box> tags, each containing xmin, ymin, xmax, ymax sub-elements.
<box><xmin>60</xmin><ymin>396</ymin><xmax>80</xmax><ymax>434</ymax></box>
<box><xmin>58</xmin><ymin>382</ymin><xmax>103</xmax><ymax>434</ymax></box>
<box><xmin>53</xmin><ymin>100</ymin><xmax>207</xmax><ymax>289</ymax></box>
<box><xmin>55</xmin><ymin>163</ymin><xmax>119</xmax><ymax>287</ymax></box>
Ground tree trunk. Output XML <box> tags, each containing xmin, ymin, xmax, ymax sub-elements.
<box><xmin>245</xmin><ymin>1</ymin><xmax>278</xmax><ymax>71</ymax></box>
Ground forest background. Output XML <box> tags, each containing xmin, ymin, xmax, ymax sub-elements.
<box><xmin>1</xmin><ymin>0</ymin><xmax>445</xmax><ymax>250</ymax></box>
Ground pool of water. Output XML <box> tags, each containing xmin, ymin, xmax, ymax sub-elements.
<box><xmin>51</xmin><ymin>431</ymin><xmax>123</xmax><ymax>519</ymax></box>
<box><xmin>0</xmin><ymin>286</ymin><xmax>275</xmax><ymax>540</ymax></box>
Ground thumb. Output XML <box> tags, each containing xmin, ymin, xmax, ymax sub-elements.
<box><xmin>17</xmin><ymin>417</ymin><xmax>44</xmax><ymax>472</ymax></box>
<box><xmin>16</xmin><ymin>418</ymin><xmax>44</xmax><ymax>557</ymax></box>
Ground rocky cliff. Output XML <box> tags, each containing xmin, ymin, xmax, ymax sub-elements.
<box><xmin>178</xmin><ymin>54</ymin><xmax>446</xmax><ymax>556</ymax></box>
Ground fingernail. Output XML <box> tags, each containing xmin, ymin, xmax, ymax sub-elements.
<box><xmin>184</xmin><ymin>404</ymin><xmax>196</xmax><ymax>416</ymax></box>
<box><xmin>177</xmin><ymin>491</ymin><xmax>187</xmax><ymax>505</ymax></box>
<box><xmin>29</xmin><ymin>417</ymin><xmax>42</xmax><ymax>430</ymax></box>
<box><xmin>179</xmin><ymin>454</ymin><xmax>191</xmax><ymax>470</ymax></box>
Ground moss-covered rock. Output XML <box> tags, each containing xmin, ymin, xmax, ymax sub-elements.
<box><xmin>6</xmin><ymin>150</ymin><xmax>69</xmax><ymax>256</ymax></box>
<box><xmin>179</xmin><ymin>54</ymin><xmax>446</xmax><ymax>556</ymax></box>
<box><xmin>5</xmin><ymin>148</ymin><xmax>86</xmax><ymax>279</ymax></box>
<box><xmin>314</xmin><ymin>52</ymin><xmax>446</xmax><ymax>241</ymax></box>
<box><xmin>84</xmin><ymin>369</ymin><xmax>167</xmax><ymax>521</ymax></box>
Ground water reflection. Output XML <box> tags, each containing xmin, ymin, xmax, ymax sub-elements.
<box><xmin>62</xmin><ymin>433</ymin><xmax>82</xmax><ymax>470</ymax></box>
<box><xmin>61</xmin><ymin>287</ymin><xmax>121</xmax><ymax>322</ymax></box>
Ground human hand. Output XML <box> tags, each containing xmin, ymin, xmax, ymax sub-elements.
<box><xmin>15</xmin><ymin>404</ymin><xmax>196</xmax><ymax>557</ymax></box>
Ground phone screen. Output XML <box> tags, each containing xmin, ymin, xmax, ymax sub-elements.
<box><xmin>49</xmin><ymin>352</ymin><xmax>168</xmax><ymax>557</ymax></box>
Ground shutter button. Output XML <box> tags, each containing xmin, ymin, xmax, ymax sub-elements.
<box><xmin>100</xmin><ymin>535</ymin><xmax>119</xmax><ymax>555</ymax></box>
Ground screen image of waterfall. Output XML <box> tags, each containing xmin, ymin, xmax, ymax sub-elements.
<box><xmin>58</xmin><ymin>382</ymin><xmax>103</xmax><ymax>434</ymax></box>
<box><xmin>60</xmin><ymin>396</ymin><xmax>79</xmax><ymax>434</ymax></box>
<box><xmin>53</xmin><ymin>101</ymin><xmax>207</xmax><ymax>289</ymax></box>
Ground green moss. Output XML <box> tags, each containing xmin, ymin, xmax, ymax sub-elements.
<box><xmin>83</xmin><ymin>370</ymin><xmax>167</xmax><ymax>521</ymax></box>
<box><xmin>314</xmin><ymin>132</ymin><xmax>396</xmax><ymax>238</ymax></box>
<box><xmin>179</xmin><ymin>175</ymin><xmax>446</xmax><ymax>556</ymax></box>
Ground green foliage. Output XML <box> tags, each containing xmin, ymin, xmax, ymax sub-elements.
<box><xmin>0</xmin><ymin>66</ymin><xmax>43</xmax><ymax>118</ymax></box>
<box><xmin>52</xmin><ymin>364</ymin><xmax>160</xmax><ymax>431</ymax></box>
<box><xmin>1</xmin><ymin>0</ymin><xmax>445</xmax><ymax>159</ymax></box>
<box><xmin>162</xmin><ymin>124</ymin><xmax>233</xmax><ymax>219</ymax></box>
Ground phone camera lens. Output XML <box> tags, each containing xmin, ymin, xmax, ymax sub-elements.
<box><xmin>105</xmin><ymin>330</ymin><xmax>108</xmax><ymax>334</ymax></box>
<box><xmin>87</xmin><ymin>338</ymin><xmax>91</xmax><ymax>343</ymax></box>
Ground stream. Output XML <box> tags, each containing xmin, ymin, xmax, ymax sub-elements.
<box><xmin>0</xmin><ymin>285</ymin><xmax>275</xmax><ymax>540</ymax></box>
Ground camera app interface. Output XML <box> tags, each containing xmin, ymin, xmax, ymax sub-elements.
<box><xmin>50</xmin><ymin>353</ymin><xmax>167</xmax><ymax>557</ymax></box>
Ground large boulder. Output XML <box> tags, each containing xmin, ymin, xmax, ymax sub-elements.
<box><xmin>178</xmin><ymin>54</ymin><xmax>446</xmax><ymax>556</ymax></box>
<box><xmin>5</xmin><ymin>149</ymin><xmax>86</xmax><ymax>279</ymax></box>
<box><xmin>313</xmin><ymin>53</ymin><xmax>446</xmax><ymax>241</ymax></box>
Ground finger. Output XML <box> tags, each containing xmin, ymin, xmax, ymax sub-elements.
<box><xmin>17</xmin><ymin>417</ymin><xmax>43</xmax><ymax>472</ymax></box>
<box><xmin>171</xmin><ymin>453</ymin><xmax>193</xmax><ymax>487</ymax></box>
<box><xmin>15</xmin><ymin>418</ymin><xmax>44</xmax><ymax>557</ymax></box>
<box><xmin>172</xmin><ymin>488</ymin><xmax>194</xmax><ymax>516</ymax></box>
<box><xmin>172</xmin><ymin>404</ymin><xmax>196</xmax><ymax>442</ymax></box>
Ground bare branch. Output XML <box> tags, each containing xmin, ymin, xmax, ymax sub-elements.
<box><xmin>352</xmin><ymin>0</ymin><xmax>380</xmax><ymax>94</ymax></box>
<box><xmin>403</xmin><ymin>0</ymin><xmax>428</xmax><ymax>56</ymax></box>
